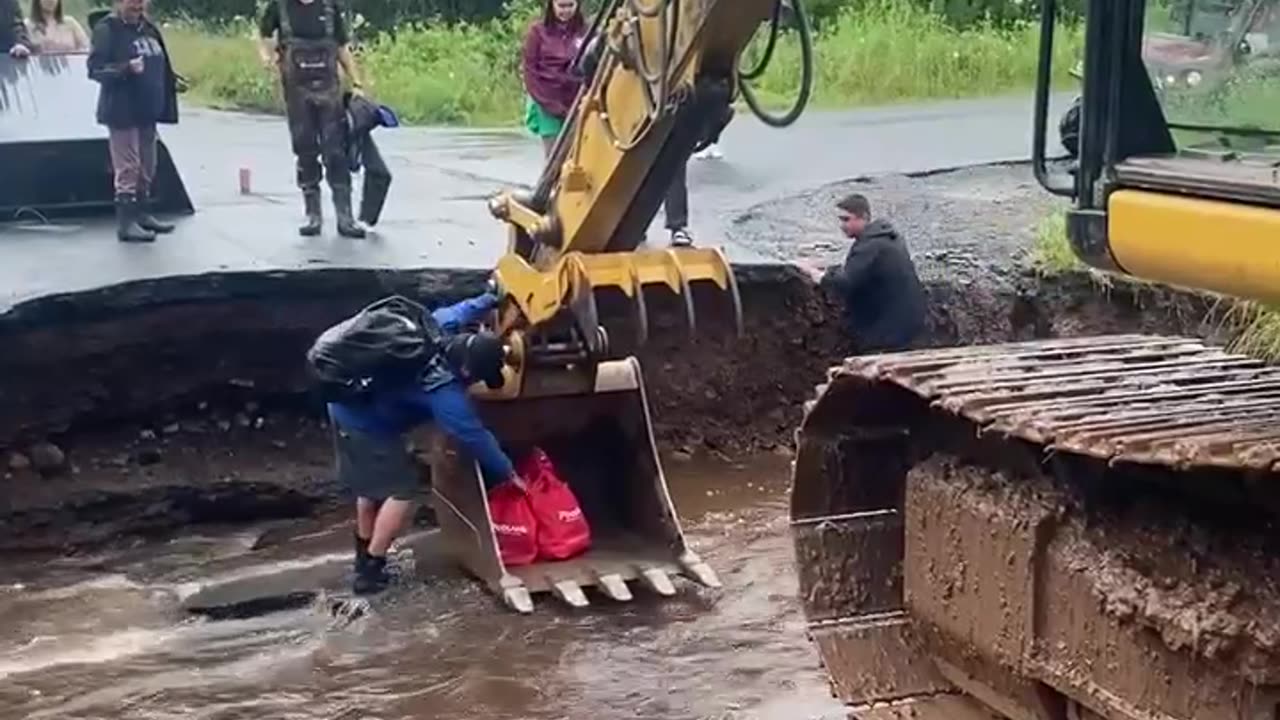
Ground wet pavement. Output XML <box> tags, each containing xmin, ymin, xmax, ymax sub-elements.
<box><xmin>0</xmin><ymin>453</ymin><xmax>849</xmax><ymax>720</ymax></box>
<box><xmin>0</xmin><ymin>53</ymin><xmax>1069</xmax><ymax>315</ymax></box>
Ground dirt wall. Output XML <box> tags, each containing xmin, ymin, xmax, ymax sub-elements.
<box><xmin>0</xmin><ymin>264</ymin><xmax>1230</xmax><ymax>551</ymax></box>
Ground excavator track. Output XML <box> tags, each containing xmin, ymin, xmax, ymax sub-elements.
<box><xmin>790</xmin><ymin>334</ymin><xmax>1280</xmax><ymax>720</ymax></box>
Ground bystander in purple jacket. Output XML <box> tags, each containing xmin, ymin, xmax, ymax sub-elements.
<box><xmin>521</xmin><ymin>0</ymin><xmax>585</xmax><ymax>156</ymax></box>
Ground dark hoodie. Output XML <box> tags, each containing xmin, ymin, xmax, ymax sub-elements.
<box><xmin>521</xmin><ymin>4</ymin><xmax>586</xmax><ymax>118</ymax></box>
<box><xmin>87</xmin><ymin>12</ymin><xmax>179</xmax><ymax>128</ymax></box>
<box><xmin>819</xmin><ymin>219</ymin><xmax>926</xmax><ymax>353</ymax></box>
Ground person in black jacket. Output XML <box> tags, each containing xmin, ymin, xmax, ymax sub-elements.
<box><xmin>2</xmin><ymin>0</ymin><xmax>31</xmax><ymax>56</ymax></box>
<box><xmin>87</xmin><ymin>0</ymin><xmax>180</xmax><ymax>243</ymax></box>
<box><xmin>803</xmin><ymin>193</ymin><xmax>927</xmax><ymax>353</ymax></box>
<box><xmin>343</xmin><ymin>90</ymin><xmax>397</xmax><ymax>227</ymax></box>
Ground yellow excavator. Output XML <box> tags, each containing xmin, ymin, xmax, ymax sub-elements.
<box><xmin>413</xmin><ymin>0</ymin><xmax>814</xmax><ymax>612</ymax></box>
<box><xmin>791</xmin><ymin>0</ymin><xmax>1280</xmax><ymax>718</ymax></box>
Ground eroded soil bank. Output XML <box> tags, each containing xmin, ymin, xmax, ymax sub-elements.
<box><xmin>0</xmin><ymin>259</ymin><xmax>1229</xmax><ymax>553</ymax></box>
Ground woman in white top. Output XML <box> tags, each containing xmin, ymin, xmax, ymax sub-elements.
<box><xmin>26</xmin><ymin>0</ymin><xmax>87</xmax><ymax>53</ymax></box>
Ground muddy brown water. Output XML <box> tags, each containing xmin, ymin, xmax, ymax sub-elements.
<box><xmin>0</xmin><ymin>453</ymin><xmax>847</xmax><ymax>720</ymax></box>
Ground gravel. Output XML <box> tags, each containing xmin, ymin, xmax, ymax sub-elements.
<box><xmin>728</xmin><ymin>161</ymin><xmax>1070</xmax><ymax>290</ymax></box>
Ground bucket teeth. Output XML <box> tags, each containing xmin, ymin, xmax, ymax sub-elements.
<box><xmin>502</xmin><ymin>587</ymin><xmax>534</xmax><ymax>614</ymax></box>
<box><xmin>679</xmin><ymin>552</ymin><xmax>722</xmax><ymax>589</ymax></box>
<box><xmin>596</xmin><ymin>572</ymin><xmax>634</xmax><ymax>602</ymax></box>
<box><xmin>641</xmin><ymin>567</ymin><xmax>677</xmax><ymax>597</ymax></box>
<box><xmin>552</xmin><ymin>579</ymin><xmax>590</xmax><ymax>608</ymax></box>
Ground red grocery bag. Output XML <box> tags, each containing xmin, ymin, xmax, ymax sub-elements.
<box><xmin>520</xmin><ymin>448</ymin><xmax>592</xmax><ymax>561</ymax></box>
<box><xmin>487</xmin><ymin>482</ymin><xmax>537</xmax><ymax>567</ymax></box>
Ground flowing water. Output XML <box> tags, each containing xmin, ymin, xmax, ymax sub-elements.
<box><xmin>0</xmin><ymin>454</ymin><xmax>847</xmax><ymax>720</ymax></box>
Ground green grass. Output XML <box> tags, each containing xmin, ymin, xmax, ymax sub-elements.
<box><xmin>154</xmin><ymin>1</ymin><xmax>1084</xmax><ymax>127</ymax></box>
<box><xmin>750</xmin><ymin>2</ymin><xmax>1084</xmax><ymax>109</ymax></box>
<box><xmin>1224</xmin><ymin>302</ymin><xmax>1280</xmax><ymax>363</ymax></box>
<box><xmin>1028</xmin><ymin>210</ymin><xmax>1083</xmax><ymax>276</ymax></box>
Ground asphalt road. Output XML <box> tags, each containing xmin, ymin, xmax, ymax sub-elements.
<box><xmin>0</xmin><ymin>53</ymin><xmax>1070</xmax><ymax>315</ymax></box>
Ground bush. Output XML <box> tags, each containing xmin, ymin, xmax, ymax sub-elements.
<box><xmin>149</xmin><ymin>0</ymin><xmax>539</xmax><ymax>32</ymax></box>
<box><xmin>150</xmin><ymin>0</ymin><xmax>1082</xmax><ymax>31</ymax></box>
<box><xmin>164</xmin><ymin>0</ymin><xmax>1083</xmax><ymax>126</ymax></box>
<box><xmin>749</xmin><ymin>0</ymin><xmax>1083</xmax><ymax>108</ymax></box>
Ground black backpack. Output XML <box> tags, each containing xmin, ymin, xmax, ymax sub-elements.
<box><xmin>306</xmin><ymin>295</ymin><xmax>445</xmax><ymax>404</ymax></box>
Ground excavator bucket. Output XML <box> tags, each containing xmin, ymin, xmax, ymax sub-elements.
<box><xmin>412</xmin><ymin>357</ymin><xmax>720</xmax><ymax>613</ymax></box>
<box><xmin>493</xmin><ymin>247</ymin><xmax>744</xmax><ymax>358</ymax></box>
<box><xmin>0</xmin><ymin>53</ymin><xmax>192</xmax><ymax>220</ymax></box>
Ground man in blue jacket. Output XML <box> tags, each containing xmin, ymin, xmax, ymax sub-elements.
<box><xmin>327</xmin><ymin>291</ymin><xmax>525</xmax><ymax>595</ymax></box>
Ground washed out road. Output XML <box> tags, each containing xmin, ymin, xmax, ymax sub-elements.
<box><xmin>0</xmin><ymin>51</ymin><xmax>1069</xmax><ymax>314</ymax></box>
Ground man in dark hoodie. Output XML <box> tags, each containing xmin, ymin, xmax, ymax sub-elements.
<box><xmin>87</xmin><ymin>0</ymin><xmax>180</xmax><ymax>243</ymax></box>
<box><xmin>805</xmin><ymin>193</ymin><xmax>926</xmax><ymax>353</ymax></box>
<box><xmin>1</xmin><ymin>0</ymin><xmax>31</xmax><ymax>56</ymax></box>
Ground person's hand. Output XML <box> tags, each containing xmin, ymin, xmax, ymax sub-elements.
<box><xmin>9</xmin><ymin>43</ymin><xmax>30</xmax><ymax>59</ymax></box>
<box><xmin>797</xmin><ymin>261</ymin><xmax>825</xmax><ymax>284</ymax></box>
<box><xmin>486</xmin><ymin>273</ymin><xmax>506</xmax><ymax>299</ymax></box>
<box><xmin>350</xmin><ymin>82</ymin><xmax>366</xmax><ymax>97</ymax></box>
<box><xmin>128</xmin><ymin>56</ymin><xmax>144</xmax><ymax>74</ymax></box>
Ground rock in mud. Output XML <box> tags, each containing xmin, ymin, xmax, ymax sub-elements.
<box><xmin>28</xmin><ymin>442</ymin><xmax>66</xmax><ymax>474</ymax></box>
<box><xmin>7</xmin><ymin>452</ymin><xmax>31</xmax><ymax>472</ymax></box>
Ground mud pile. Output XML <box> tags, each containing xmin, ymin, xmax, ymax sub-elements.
<box><xmin>0</xmin><ymin>163</ymin><xmax>1237</xmax><ymax>553</ymax></box>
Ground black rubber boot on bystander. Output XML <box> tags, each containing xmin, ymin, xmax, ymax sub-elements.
<box><xmin>115</xmin><ymin>193</ymin><xmax>156</xmax><ymax>243</ymax></box>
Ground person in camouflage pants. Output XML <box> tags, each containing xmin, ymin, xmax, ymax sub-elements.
<box><xmin>258</xmin><ymin>0</ymin><xmax>367</xmax><ymax>238</ymax></box>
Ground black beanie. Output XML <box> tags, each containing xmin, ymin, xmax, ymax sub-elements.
<box><xmin>447</xmin><ymin>332</ymin><xmax>506</xmax><ymax>390</ymax></box>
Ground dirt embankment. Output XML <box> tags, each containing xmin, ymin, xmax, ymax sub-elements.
<box><xmin>0</xmin><ymin>163</ymin><xmax>1235</xmax><ymax>553</ymax></box>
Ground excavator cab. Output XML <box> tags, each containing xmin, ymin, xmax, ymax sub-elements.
<box><xmin>0</xmin><ymin>52</ymin><xmax>192</xmax><ymax>222</ymax></box>
<box><xmin>1034</xmin><ymin>0</ymin><xmax>1280</xmax><ymax>301</ymax></box>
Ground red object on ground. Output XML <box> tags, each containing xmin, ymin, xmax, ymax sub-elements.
<box><xmin>488</xmin><ymin>483</ymin><xmax>537</xmax><ymax>567</ymax></box>
<box><xmin>520</xmin><ymin>448</ymin><xmax>592</xmax><ymax>561</ymax></box>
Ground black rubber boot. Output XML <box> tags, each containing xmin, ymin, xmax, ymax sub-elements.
<box><xmin>136</xmin><ymin>184</ymin><xmax>174</xmax><ymax>234</ymax></box>
<box><xmin>299</xmin><ymin>189</ymin><xmax>322</xmax><ymax>237</ymax></box>
<box><xmin>116</xmin><ymin>194</ymin><xmax>156</xmax><ymax>243</ymax></box>
<box><xmin>352</xmin><ymin>553</ymin><xmax>390</xmax><ymax>596</ymax></box>
<box><xmin>353</xmin><ymin>532</ymin><xmax>371</xmax><ymax>573</ymax></box>
<box><xmin>332</xmin><ymin>185</ymin><xmax>367</xmax><ymax>239</ymax></box>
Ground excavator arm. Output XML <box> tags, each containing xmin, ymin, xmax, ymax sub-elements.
<box><xmin>482</xmin><ymin>0</ymin><xmax>812</xmax><ymax>399</ymax></box>
<box><xmin>421</xmin><ymin>0</ymin><xmax>814</xmax><ymax>613</ymax></box>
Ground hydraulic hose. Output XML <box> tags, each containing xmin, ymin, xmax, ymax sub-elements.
<box><xmin>739</xmin><ymin>0</ymin><xmax>783</xmax><ymax>82</ymax></box>
<box><xmin>738</xmin><ymin>0</ymin><xmax>813</xmax><ymax>128</ymax></box>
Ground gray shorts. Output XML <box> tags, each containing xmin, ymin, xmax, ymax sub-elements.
<box><xmin>330</xmin><ymin>420</ymin><xmax>420</xmax><ymax>502</ymax></box>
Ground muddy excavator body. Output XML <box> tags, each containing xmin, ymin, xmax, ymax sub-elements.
<box><xmin>792</xmin><ymin>0</ymin><xmax>1280</xmax><ymax>717</ymax></box>
<box><xmin>449</xmin><ymin>0</ymin><xmax>813</xmax><ymax>610</ymax></box>
<box><xmin>0</xmin><ymin>52</ymin><xmax>192</xmax><ymax>221</ymax></box>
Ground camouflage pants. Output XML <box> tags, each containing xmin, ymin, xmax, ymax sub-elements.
<box><xmin>284</xmin><ymin>85</ymin><xmax>349</xmax><ymax>193</ymax></box>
